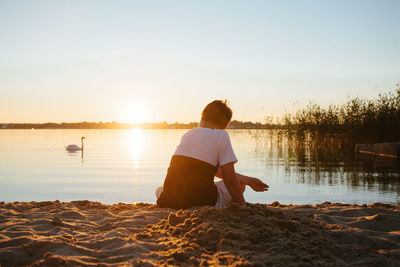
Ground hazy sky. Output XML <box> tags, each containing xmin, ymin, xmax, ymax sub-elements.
<box><xmin>1</xmin><ymin>0</ymin><xmax>399</xmax><ymax>123</ymax></box>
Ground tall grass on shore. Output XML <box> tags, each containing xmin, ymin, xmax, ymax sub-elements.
<box><xmin>283</xmin><ymin>88</ymin><xmax>400</xmax><ymax>143</ymax></box>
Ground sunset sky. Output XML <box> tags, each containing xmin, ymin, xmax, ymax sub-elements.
<box><xmin>1</xmin><ymin>0</ymin><xmax>399</xmax><ymax>123</ymax></box>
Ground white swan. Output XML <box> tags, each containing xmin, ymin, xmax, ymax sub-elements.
<box><xmin>65</xmin><ymin>137</ymin><xmax>85</xmax><ymax>152</ymax></box>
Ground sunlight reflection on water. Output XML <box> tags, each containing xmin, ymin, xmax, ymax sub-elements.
<box><xmin>128</xmin><ymin>128</ymin><xmax>144</xmax><ymax>169</ymax></box>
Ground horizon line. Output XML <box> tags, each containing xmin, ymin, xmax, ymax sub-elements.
<box><xmin>0</xmin><ymin>120</ymin><xmax>270</xmax><ymax>125</ymax></box>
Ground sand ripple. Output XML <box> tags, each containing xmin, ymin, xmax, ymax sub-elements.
<box><xmin>0</xmin><ymin>201</ymin><xmax>399</xmax><ymax>266</ymax></box>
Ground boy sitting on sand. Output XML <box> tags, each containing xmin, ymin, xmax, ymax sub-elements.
<box><xmin>156</xmin><ymin>100</ymin><xmax>269</xmax><ymax>209</ymax></box>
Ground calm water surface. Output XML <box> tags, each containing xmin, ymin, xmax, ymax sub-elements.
<box><xmin>0</xmin><ymin>129</ymin><xmax>399</xmax><ymax>204</ymax></box>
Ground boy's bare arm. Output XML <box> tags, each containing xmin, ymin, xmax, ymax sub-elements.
<box><xmin>216</xmin><ymin>168</ymin><xmax>269</xmax><ymax>192</ymax></box>
<box><xmin>220</xmin><ymin>163</ymin><xmax>246</xmax><ymax>206</ymax></box>
<box><xmin>236</xmin><ymin>173</ymin><xmax>269</xmax><ymax>192</ymax></box>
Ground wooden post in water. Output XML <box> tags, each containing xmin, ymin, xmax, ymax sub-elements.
<box><xmin>355</xmin><ymin>142</ymin><xmax>400</xmax><ymax>159</ymax></box>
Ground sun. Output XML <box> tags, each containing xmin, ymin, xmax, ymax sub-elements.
<box><xmin>122</xmin><ymin>105</ymin><xmax>148</xmax><ymax>124</ymax></box>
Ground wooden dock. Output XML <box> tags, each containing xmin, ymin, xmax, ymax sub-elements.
<box><xmin>355</xmin><ymin>142</ymin><xmax>400</xmax><ymax>159</ymax></box>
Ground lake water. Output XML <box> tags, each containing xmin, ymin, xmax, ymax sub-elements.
<box><xmin>0</xmin><ymin>129</ymin><xmax>399</xmax><ymax>205</ymax></box>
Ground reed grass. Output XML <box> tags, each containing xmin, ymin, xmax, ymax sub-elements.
<box><xmin>283</xmin><ymin>88</ymin><xmax>400</xmax><ymax>143</ymax></box>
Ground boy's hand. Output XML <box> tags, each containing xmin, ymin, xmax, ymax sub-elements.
<box><xmin>248</xmin><ymin>178</ymin><xmax>269</xmax><ymax>192</ymax></box>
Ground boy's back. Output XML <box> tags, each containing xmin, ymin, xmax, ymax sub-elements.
<box><xmin>156</xmin><ymin>127</ymin><xmax>237</xmax><ymax>209</ymax></box>
<box><xmin>174</xmin><ymin>128</ymin><xmax>237</xmax><ymax>167</ymax></box>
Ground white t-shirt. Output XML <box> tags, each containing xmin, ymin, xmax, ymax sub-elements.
<box><xmin>174</xmin><ymin>127</ymin><xmax>237</xmax><ymax>167</ymax></box>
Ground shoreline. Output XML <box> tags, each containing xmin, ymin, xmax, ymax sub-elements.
<box><xmin>1</xmin><ymin>201</ymin><xmax>399</xmax><ymax>266</ymax></box>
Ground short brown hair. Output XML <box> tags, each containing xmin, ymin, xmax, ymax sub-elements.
<box><xmin>201</xmin><ymin>100</ymin><xmax>232</xmax><ymax>129</ymax></box>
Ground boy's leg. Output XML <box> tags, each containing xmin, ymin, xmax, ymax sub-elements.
<box><xmin>214</xmin><ymin>180</ymin><xmax>246</xmax><ymax>208</ymax></box>
<box><xmin>214</xmin><ymin>180</ymin><xmax>232</xmax><ymax>208</ymax></box>
<box><xmin>155</xmin><ymin>185</ymin><xmax>163</xmax><ymax>199</ymax></box>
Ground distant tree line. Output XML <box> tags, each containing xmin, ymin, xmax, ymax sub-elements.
<box><xmin>228</xmin><ymin>120</ymin><xmax>281</xmax><ymax>129</ymax></box>
<box><xmin>1</xmin><ymin>120</ymin><xmax>278</xmax><ymax>130</ymax></box>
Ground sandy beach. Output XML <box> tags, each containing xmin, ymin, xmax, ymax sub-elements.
<box><xmin>0</xmin><ymin>201</ymin><xmax>399</xmax><ymax>266</ymax></box>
